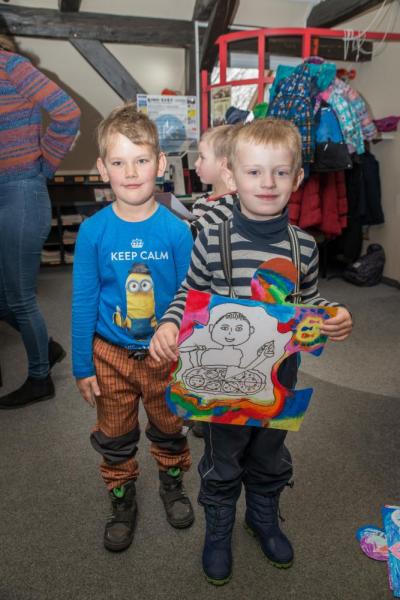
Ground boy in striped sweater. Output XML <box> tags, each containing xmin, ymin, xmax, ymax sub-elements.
<box><xmin>190</xmin><ymin>125</ymin><xmax>238</xmax><ymax>437</ymax></box>
<box><xmin>150</xmin><ymin>119</ymin><xmax>352</xmax><ymax>585</ymax></box>
<box><xmin>191</xmin><ymin>124</ymin><xmax>238</xmax><ymax>237</ymax></box>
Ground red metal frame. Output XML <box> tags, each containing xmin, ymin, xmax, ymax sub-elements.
<box><xmin>201</xmin><ymin>26</ymin><xmax>400</xmax><ymax>131</ymax></box>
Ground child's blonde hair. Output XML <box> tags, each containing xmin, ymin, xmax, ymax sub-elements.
<box><xmin>97</xmin><ymin>101</ymin><xmax>160</xmax><ymax>160</ymax></box>
<box><xmin>201</xmin><ymin>124</ymin><xmax>241</xmax><ymax>161</ymax></box>
<box><xmin>228</xmin><ymin>118</ymin><xmax>302</xmax><ymax>172</ymax></box>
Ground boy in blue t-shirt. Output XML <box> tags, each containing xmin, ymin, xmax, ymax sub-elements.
<box><xmin>72</xmin><ymin>103</ymin><xmax>194</xmax><ymax>552</ymax></box>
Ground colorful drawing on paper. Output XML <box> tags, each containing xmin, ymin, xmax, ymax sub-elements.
<box><xmin>382</xmin><ymin>506</ymin><xmax>400</xmax><ymax>597</ymax></box>
<box><xmin>166</xmin><ymin>258</ymin><xmax>337</xmax><ymax>431</ymax></box>
<box><xmin>356</xmin><ymin>525</ymin><xmax>389</xmax><ymax>561</ymax></box>
<box><xmin>357</xmin><ymin>506</ymin><xmax>400</xmax><ymax>597</ymax></box>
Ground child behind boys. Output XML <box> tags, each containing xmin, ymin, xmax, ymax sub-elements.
<box><xmin>191</xmin><ymin>124</ymin><xmax>240</xmax><ymax>236</ymax></box>
<box><xmin>190</xmin><ymin>124</ymin><xmax>240</xmax><ymax>438</ymax></box>
<box><xmin>72</xmin><ymin>102</ymin><xmax>195</xmax><ymax>553</ymax></box>
<box><xmin>150</xmin><ymin>118</ymin><xmax>352</xmax><ymax>584</ymax></box>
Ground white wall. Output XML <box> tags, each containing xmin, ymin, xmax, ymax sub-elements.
<box><xmin>234</xmin><ymin>0</ymin><xmax>312</xmax><ymax>27</ymax></box>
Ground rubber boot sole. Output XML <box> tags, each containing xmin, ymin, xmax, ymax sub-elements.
<box><xmin>205</xmin><ymin>573</ymin><xmax>232</xmax><ymax>586</ymax></box>
<box><xmin>244</xmin><ymin>522</ymin><xmax>293</xmax><ymax>569</ymax></box>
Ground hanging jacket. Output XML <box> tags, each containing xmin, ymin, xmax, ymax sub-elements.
<box><xmin>269</xmin><ymin>61</ymin><xmax>336</xmax><ymax>102</ymax></box>
<box><xmin>359</xmin><ymin>150</ymin><xmax>384</xmax><ymax>225</ymax></box>
<box><xmin>289</xmin><ymin>172</ymin><xmax>348</xmax><ymax>237</ymax></box>
<box><xmin>345</xmin><ymin>85</ymin><xmax>377</xmax><ymax>142</ymax></box>
<box><xmin>320</xmin><ymin>78</ymin><xmax>364</xmax><ymax>154</ymax></box>
<box><xmin>267</xmin><ymin>63</ymin><xmax>315</xmax><ymax>163</ymax></box>
<box><xmin>289</xmin><ymin>176</ymin><xmax>321</xmax><ymax>229</ymax></box>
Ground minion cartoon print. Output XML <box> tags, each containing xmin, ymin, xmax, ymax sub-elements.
<box><xmin>113</xmin><ymin>263</ymin><xmax>157</xmax><ymax>341</ymax></box>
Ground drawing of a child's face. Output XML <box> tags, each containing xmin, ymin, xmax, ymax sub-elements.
<box><xmin>210</xmin><ymin>313</ymin><xmax>254</xmax><ymax>347</ymax></box>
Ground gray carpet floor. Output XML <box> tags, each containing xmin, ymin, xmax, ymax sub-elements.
<box><xmin>0</xmin><ymin>268</ymin><xmax>399</xmax><ymax>600</ymax></box>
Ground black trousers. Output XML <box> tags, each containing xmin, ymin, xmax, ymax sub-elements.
<box><xmin>198</xmin><ymin>423</ymin><xmax>292</xmax><ymax>507</ymax></box>
<box><xmin>198</xmin><ymin>357</ymin><xmax>297</xmax><ymax>507</ymax></box>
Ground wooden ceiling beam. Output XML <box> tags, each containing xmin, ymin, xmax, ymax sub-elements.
<box><xmin>307</xmin><ymin>0</ymin><xmax>394</xmax><ymax>28</ymax></box>
<box><xmin>59</xmin><ymin>0</ymin><xmax>81</xmax><ymax>12</ymax></box>
<box><xmin>229</xmin><ymin>35</ymin><xmax>373</xmax><ymax>62</ymax></box>
<box><xmin>185</xmin><ymin>43</ymin><xmax>197</xmax><ymax>95</ymax></box>
<box><xmin>200</xmin><ymin>0</ymin><xmax>239</xmax><ymax>71</ymax></box>
<box><xmin>70</xmin><ymin>39</ymin><xmax>146</xmax><ymax>100</ymax></box>
<box><xmin>0</xmin><ymin>5</ymin><xmax>193</xmax><ymax>47</ymax></box>
<box><xmin>192</xmin><ymin>0</ymin><xmax>218</xmax><ymax>21</ymax></box>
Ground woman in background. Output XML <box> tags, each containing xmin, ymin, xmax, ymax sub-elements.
<box><xmin>0</xmin><ymin>35</ymin><xmax>81</xmax><ymax>408</ymax></box>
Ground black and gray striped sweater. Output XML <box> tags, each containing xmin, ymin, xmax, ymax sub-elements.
<box><xmin>191</xmin><ymin>192</ymin><xmax>236</xmax><ymax>234</ymax></box>
<box><xmin>161</xmin><ymin>202</ymin><xmax>336</xmax><ymax>329</ymax></box>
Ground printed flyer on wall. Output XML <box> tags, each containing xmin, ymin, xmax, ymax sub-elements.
<box><xmin>137</xmin><ymin>94</ymin><xmax>198</xmax><ymax>153</ymax></box>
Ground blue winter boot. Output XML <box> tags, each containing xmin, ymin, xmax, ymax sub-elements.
<box><xmin>245</xmin><ymin>490</ymin><xmax>293</xmax><ymax>568</ymax></box>
<box><xmin>202</xmin><ymin>505</ymin><xmax>236</xmax><ymax>585</ymax></box>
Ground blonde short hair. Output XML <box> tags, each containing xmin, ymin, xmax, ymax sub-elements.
<box><xmin>229</xmin><ymin>118</ymin><xmax>302</xmax><ymax>172</ymax></box>
<box><xmin>201</xmin><ymin>124</ymin><xmax>242</xmax><ymax>161</ymax></box>
<box><xmin>0</xmin><ymin>35</ymin><xmax>17</xmax><ymax>53</ymax></box>
<box><xmin>97</xmin><ymin>101</ymin><xmax>160</xmax><ymax>160</ymax></box>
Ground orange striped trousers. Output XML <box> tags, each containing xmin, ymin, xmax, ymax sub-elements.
<box><xmin>91</xmin><ymin>336</ymin><xmax>191</xmax><ymax>489</ymax></box>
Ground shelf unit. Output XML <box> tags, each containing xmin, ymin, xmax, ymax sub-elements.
<box><xmin>43</xmin><ymin>177</ymin><xmax>196</xmax><ymax>266</ymax></box>
<box><xmin>43</xmin><ymin>174</ymin><xmax>111</xmax><ymax>266</ymax></box>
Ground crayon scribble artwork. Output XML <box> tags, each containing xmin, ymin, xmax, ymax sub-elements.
<box><xmin>166</xmin><ymin>258</ymin><xmax>337</xmax><ymax>431</ymax></box>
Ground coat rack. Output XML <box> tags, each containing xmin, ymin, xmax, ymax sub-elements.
<box><xmin>201</xmin><ymin>26</ymin><xmax>400</xmax><ymax>130</ymax></box>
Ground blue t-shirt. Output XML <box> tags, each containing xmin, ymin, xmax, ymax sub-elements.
<box><xmin>72</xmin><ymin>203</ymin><xmax>193</xmax><ymax>378</ymax></box>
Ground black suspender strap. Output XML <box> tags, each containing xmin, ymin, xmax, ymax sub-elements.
<box><xmin>219</xmin><ymin>219</ymin><xmax>237</xmax><ymax>298</ymax></box>
<box><xmin>219</xmin><ymin>219</ymin><xmax>302</xmax><ymax>303</ymax></box>
<box><xmin>288</xmin><ymin>223</ymin><xmax>302</xmax><ymax>303</ymax></box>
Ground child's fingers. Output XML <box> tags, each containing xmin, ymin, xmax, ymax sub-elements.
<box><xmin>328</xmin><ymin>332</ymin><xmax>351</xmax><ymax>342</ymax></box>
<box><xmin>149</xmin><ymin>341</ymin><xmax>161</xmax><ymax>362</ymax></box>
<box><xmin>76</xmin><ymin>378</ymin><xmax>99</xmax><ymax>407</ymax></box>
<box><xmin>150</xmin><ymin>325</ymin><xmax>179</xmax><ymax>362</ymax></box>
<box><xmin>91</xmin><ymin>379</ymin><xmax>101</xmax><ymax>397</ymax></box>
<box><xmin>150</xmin><ymin>335</ymin><xmax>173</xmax><ymax>362</ymax></box>
<box><xmin>86</xmin><ymin>391</ymin><xmax>97</xmax><ymax>408</ymax></box>
<box><xmin>156</xmin><ymin>335</ymin><xmax>179</xmax><ymax>361</ymax></box>
<box><xmin>321</xmin><ymin>320</ymin><xmax>352</xmax><ymax>333</ymax></box>
<box><xmin>321</xmin><ymin>320</ymin><xmax>352</xmax><ymax>341</ymax></box>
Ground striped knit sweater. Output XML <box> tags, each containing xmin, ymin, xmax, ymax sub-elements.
<box><xmin>0</xmin><ymin>50</ymin><xmax>81</xmax><ymax>183</ymax></box>
<box><xmin>161</xmin><ymin>203</ymin><xmax>336</xmax><ymax>329</ymax></box>
<box><xmin>191</xmin><ymin>192</ymin><xmax>236</xmax><ymax>235</ymax></box>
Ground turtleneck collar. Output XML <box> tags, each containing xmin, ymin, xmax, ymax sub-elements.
<box><xmin>232</xmin><ymin>202</ymin><xmax>289</xmax><ymax>244</ymax></box>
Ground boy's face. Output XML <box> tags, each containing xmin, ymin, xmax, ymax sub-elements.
<box><xmin>210</xmin><ymin>316</ymin><xmax>254</xmax><ymax>347</ymax></box>
<box><xmin>225</xmin><ymin>141</ymin><xmax>303</xmax><ymax>221</ymax></box>
<box><xmin>97</xmin><ymin>133</ymin><xmax>166</xmax><ymax>209</ymax></box>
<box><xmin>195</xmin><ymin>139</ymin><xmax>223</xmax><ymax>186</ymax></box>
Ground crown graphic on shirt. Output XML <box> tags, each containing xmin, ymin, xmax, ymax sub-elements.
<box><xmin>131</xmin><ymin>239</ymin><xmax>144</xmax><ymax>249</ymax></box>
